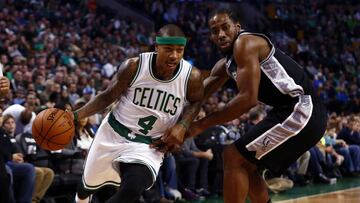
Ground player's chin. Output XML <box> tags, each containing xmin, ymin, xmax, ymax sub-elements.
<box><xmin>218</xmin><ymin>45</ymin><xmax>232</xmax><ymax>53</ymax></box>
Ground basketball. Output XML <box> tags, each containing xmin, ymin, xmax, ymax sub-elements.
<box><xmin>32</xmin><ymin>108</ymin><xmax>75</xmax><ymax>151</ymax></box>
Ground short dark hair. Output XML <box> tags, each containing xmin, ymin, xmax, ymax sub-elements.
<box><xmin>208</xmin><ymin>8</ymin><xmax>241</xmax><ymax>23</ymax></box>
<box><xmin>248</xmin><ymin>109</ymin><xmax>261</xmax><ymax>121</ymax></box>
<box><xmin>157</xmin><ymin>24</ymin><xmax>185</xmax><ymax>37</ymax></box>
<box><xmin>2</xmin><ymin>114</ymin><xmax>15</xmax><ymax>126</ymax></box>
<box><xmin>20</xmin><ymin>110</ymin><xmax>32</xmax><ymax>125</ymax></box>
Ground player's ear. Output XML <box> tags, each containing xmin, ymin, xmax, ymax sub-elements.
<box><xmin>155</xmin><ymin>44</ymin><xmax>158</xmax><ymax>53</ymax></box>
<box><xmin>235</xmin><ymin>23</ymin><xmax>241</xmax><ymax>33</ymax></box>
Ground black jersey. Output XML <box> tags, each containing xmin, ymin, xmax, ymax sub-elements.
<box><xmin>225</xmin><ymin>31</ymin><xmax>315</xmax><ymax>107</ymax></box>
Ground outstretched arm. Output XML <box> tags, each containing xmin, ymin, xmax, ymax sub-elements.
<box><xmin>188</xmin><ymin>36</ymin><xmax>261</xmax><ymax>137</ymax></box>
<box><xmin>75</xmin><ymin>58</ymin><xmax>139</xmax><ymax>119</ymax></box>
<box><xmin>202</xmin><ymin>58</ymin><xmax>229</xmax><ymax>102</ymax></box>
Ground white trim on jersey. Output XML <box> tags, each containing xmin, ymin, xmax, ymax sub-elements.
<box><xmin>246</xmin><ymin>95</ymin><xmax>313</xmax><ymax>159</ymax></box>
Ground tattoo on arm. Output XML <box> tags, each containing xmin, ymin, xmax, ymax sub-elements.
<box><xmin>178</xmin><ymin>67</ymin><xmax>204</xmax><ymax>127</ymax></box>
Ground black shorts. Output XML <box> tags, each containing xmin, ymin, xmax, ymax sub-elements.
<box><xmin>234</xmin><ymin>95</ymin><xmax>327</xmax><ymax>175</ymax></box>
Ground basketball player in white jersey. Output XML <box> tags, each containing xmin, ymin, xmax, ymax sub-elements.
<box><xmin>71</xmin><ymin>24</ymin><xmax>204</xmax><ymax>203</ymax></box>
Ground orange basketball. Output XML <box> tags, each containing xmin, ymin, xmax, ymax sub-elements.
<box><xmin>32</xmin><ymin>108</ymin><xmax>75</xmax><ymax>151</ymax></box>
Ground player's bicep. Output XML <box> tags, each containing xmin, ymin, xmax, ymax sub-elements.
<box><xmin>233</xmin><ymin>38</ymin><xmax>261</xmax><ymax>103</ymax></box>
<box><xmin>203</xmin><ymin>58</ymin><xmax>229</xmax><ymax>100</ymax></box>
<box><xmin>186</xmin><ymin>67</ymin><xmax>204</xmax><ymax>103</ymax></box>
<box><xmin>103</xmin><ymin>58</ymin><xmax>139</xmax><ymax>101</ymax></box>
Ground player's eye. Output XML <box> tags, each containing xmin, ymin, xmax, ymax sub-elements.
<box><xmin>222</xmin><ymin>24</ymin><xmax>229</xmax><ymax>31</ymax></box>
<box><xmin>211</xmin><ymin>29</ymin><xmax>219</xmax><ymax>35</ymax></box>
<box><xmin>176</xmin><ymin>48</ymin><xmax>184</xmax><ymax>53</ymax></box>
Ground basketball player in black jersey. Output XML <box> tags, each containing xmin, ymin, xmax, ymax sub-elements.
<box><xmin>184</xmin><ymin>8</ymin><xmax>328</xmax><ymax>203</ymax></box>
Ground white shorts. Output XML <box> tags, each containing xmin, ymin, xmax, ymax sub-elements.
<box><xmin>82</xmin><ymin>115</ymin><xmax>164</xmax><ymax>190</ymax></box>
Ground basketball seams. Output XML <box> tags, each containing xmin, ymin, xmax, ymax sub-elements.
<box><xmin>46</xmin><ymin>127</ymin><xmax>75</xmax><ymax>145</ymax></box>
<box><xmin>44</xmin><ymin>110</ymin><xmax>66</xmax><ymax>137</ymax></box>
<box><xmin>32</xmin><ymin>123</ymin><xmax>42</xmax><ymax>139</ymax></box>
<box><xmin>33</xmin><ymin>108</ymin><xmax>75</xmax><ymax>151</ymax></box>
<box><xmin>47</xmin><ymin>113</ymin><xmax>74</xmax><ymax>140</ymax></box>
<box><xmin>39</xmin><ymin>110</ymin><xmax>47</xmax><ymax>147</ymax></box>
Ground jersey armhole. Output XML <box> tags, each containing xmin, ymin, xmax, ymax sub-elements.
<box><xmin>184</xmin><ymin>65</ymin><xmax>193</xmax><ymax>103</ymax></box>
<box><xmin>129</xmin><ymin>54</ymin><xmax>142</xmax><ymax>87</ymax></box>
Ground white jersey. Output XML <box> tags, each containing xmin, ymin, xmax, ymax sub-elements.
<box><xmin>112</xmin><ymin>52</ymin><xmax>192</xmax><ymax>140</ymax></box>
<box><xmin>80</xmin><ymin>52</ymin><xmax>193</xmax><ymax>190</ymax></box>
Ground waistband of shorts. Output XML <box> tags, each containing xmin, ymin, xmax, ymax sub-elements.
<box><xmin>108</xmin><ymin>112</ymin><xmax>157</xmax><ymax>144</ymax></box>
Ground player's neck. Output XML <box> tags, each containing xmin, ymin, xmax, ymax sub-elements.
<box><xmin>153</xmin><ymin>66</ymin><xmax>178</xmax><ymax>80</ymax></box>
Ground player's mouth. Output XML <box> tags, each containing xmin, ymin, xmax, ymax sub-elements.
<box><xmin>219</xmin><ymin>42</ymin><xmax>231</xmax><ymax>49</ymax></box>
<box><xmin>167</xmin><ymin>62</ymin><xmax>178</xmax><ymax>69</ymax></box>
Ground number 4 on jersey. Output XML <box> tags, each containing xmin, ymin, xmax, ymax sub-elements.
<box><xmin>138</xmin><ymin>115</ymin><xmax>157</xmax><ymax>135</ymax></box>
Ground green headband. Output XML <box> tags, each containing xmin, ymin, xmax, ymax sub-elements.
<box><xmin>156</xmin><ymin>36</ymin><xmax>187</xmax><ymax>46</ymax></box>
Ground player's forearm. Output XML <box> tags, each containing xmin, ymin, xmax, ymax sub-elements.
<box><xmin>199</xmin><ymin>94</ymin><xmax>256</xmax><ymax>129</ymax></box>
<box><xmin>76</xmin><ymin>92</ymin><xmax>115</xmax><ymax>119</ymax></box>
<box><xmin>178</xmin><ymin>101</ymin><xmax>202</xmax><ymax>128</ymax></box>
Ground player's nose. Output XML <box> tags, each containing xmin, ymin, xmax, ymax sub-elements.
<box><xmin>218</xmin><ymin>29</ymin><xmax>226</xmax><ymax>38</ymax></box>
<box><xmin>169</xmin><ymin>51</ymin><xmax>179</xmax><ymax>60</ymax></box>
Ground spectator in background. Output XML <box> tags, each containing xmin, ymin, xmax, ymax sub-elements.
<box><xmin>81</xmin><ymin>86</ymin><xmax>94</xmax><ymax>102</ymax></box>
<box><xmin>308</xmin><ymin>145</ymin><xmax>338</xmax><ymax>184</ymax></box>
<box><xmin>0</xmin><ymin>114</ymin><xmax>36</xmax><ymax>203</ymax></box>
<box><xmin>73</xmin><ymin>99</ymin><xmax>95</xmax><ymax>154</ymax></box>
<box><xmin>337</xmin><ymin>115</ymin><xmax>360</xmax><ymax>146</ymax></box>
<box><xmin>175</xmin><ymin>137</ymin><xmax>213</xmax><ymax>200</ymax></box>
<box><xmin>2</xmin><ymin>114</ymin><xmax>55</xmax><ymax>203</ymax></box>
<box><xmin>0</xmin><ymin>74</ymin><xmax>11</xmax><ymax>203</ymax></box>
<box><xmin>156</xmin><ymin>153</ymin><xmax>182</xmax><ymax>203</ymax></box>
<box><xmin>288</xmin><ymin>151</ymin><xmax>311</xmax><ymax>186</ymax></box>
<box><xmin>244</xmin><ymin>106</ymin><xmax>266</xmax><ymax>133</ymax></box>
<box><xmin>68</xmin><ymin>83</ymin><xmax>80</xmax><ymax>105</ymax></box>
<box><xmin>324</xmin><ymin>127</ymin><xmax>360</xmax><ymax>177</ymax></box>
<box><xmin>3</xmin><ymin>93</ymin><xmax>37</xmax><ymax>135</ymax></box>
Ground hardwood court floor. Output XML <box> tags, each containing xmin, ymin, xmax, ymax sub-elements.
<box><xmin>276</xmin><ymin>187</ymin><xmax>360</xmax><ymax>203</ymax></box>
<box><xmin>189</xmin><ymin>177</ymin><xmax>360</xmax><ymax>203</ymax></box>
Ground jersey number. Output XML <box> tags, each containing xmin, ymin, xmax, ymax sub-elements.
<box><xmin>138</xmin><ymin>115</ymin><xmax>157</xmax><ymax>135</ymax></box>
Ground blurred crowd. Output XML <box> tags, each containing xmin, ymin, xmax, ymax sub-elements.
<box><xmin>0</xmin><ymin>0</ymin><xmax>359</xmax><ymax>202</ymax></box>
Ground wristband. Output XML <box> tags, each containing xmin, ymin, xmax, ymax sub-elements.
<box><xmin>73</xmin><ymin>112</ymin><xmax>78</xmax><ymax>122</ymax></box>
<box><xmin>178</xmin><ymin>120</ymin><xmax>189</xmax><ymax>130</ymax></box>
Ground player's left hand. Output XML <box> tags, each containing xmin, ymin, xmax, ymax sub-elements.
<box><xmin>162</xmin><ymin>123</ymin><xmax>187</xmax><ymax>145</ymax></box>
<box><xmin>150</xmin><ymin>141</ymin><xmax>181</xmax><ymax>153</ymax></box>
<box><xmin>151</xmin><ymin>124</ymin><xmax>186</xmax><ymax>153</ymax></box>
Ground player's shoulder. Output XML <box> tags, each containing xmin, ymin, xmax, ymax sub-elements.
<box><xmin>117</xmin><ymin>56</ymin><xmax>140</xmax><ymax>75</ymax></box>
<box><xmin>125</xmin><ymin>57</ymin><xmax>140</xmax><ymax>68</ymax></box>
<box><xmin>180</xmin><ymin>58</ymin><xmax>201</xmax><ymax>78</ymax></box>
<box><xmin>188</xmin><ymin>65</ymin><xmax>202</xmax><ymax>80</ymax></box>
<box><xmin>125</xmin><ymin>52</ymin><xmax>155</xmax><ymax>69</ymax></box>
<box><xmin>235</xmin><ymin>32</ymin><xmax>269</xmax><ymax>50</ymax></box>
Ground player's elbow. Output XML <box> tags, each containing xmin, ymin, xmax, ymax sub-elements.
<box><xmin>243</xmin><ymin>94</ymin><xmax>258</xmax><ymax>109</ymax></box>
